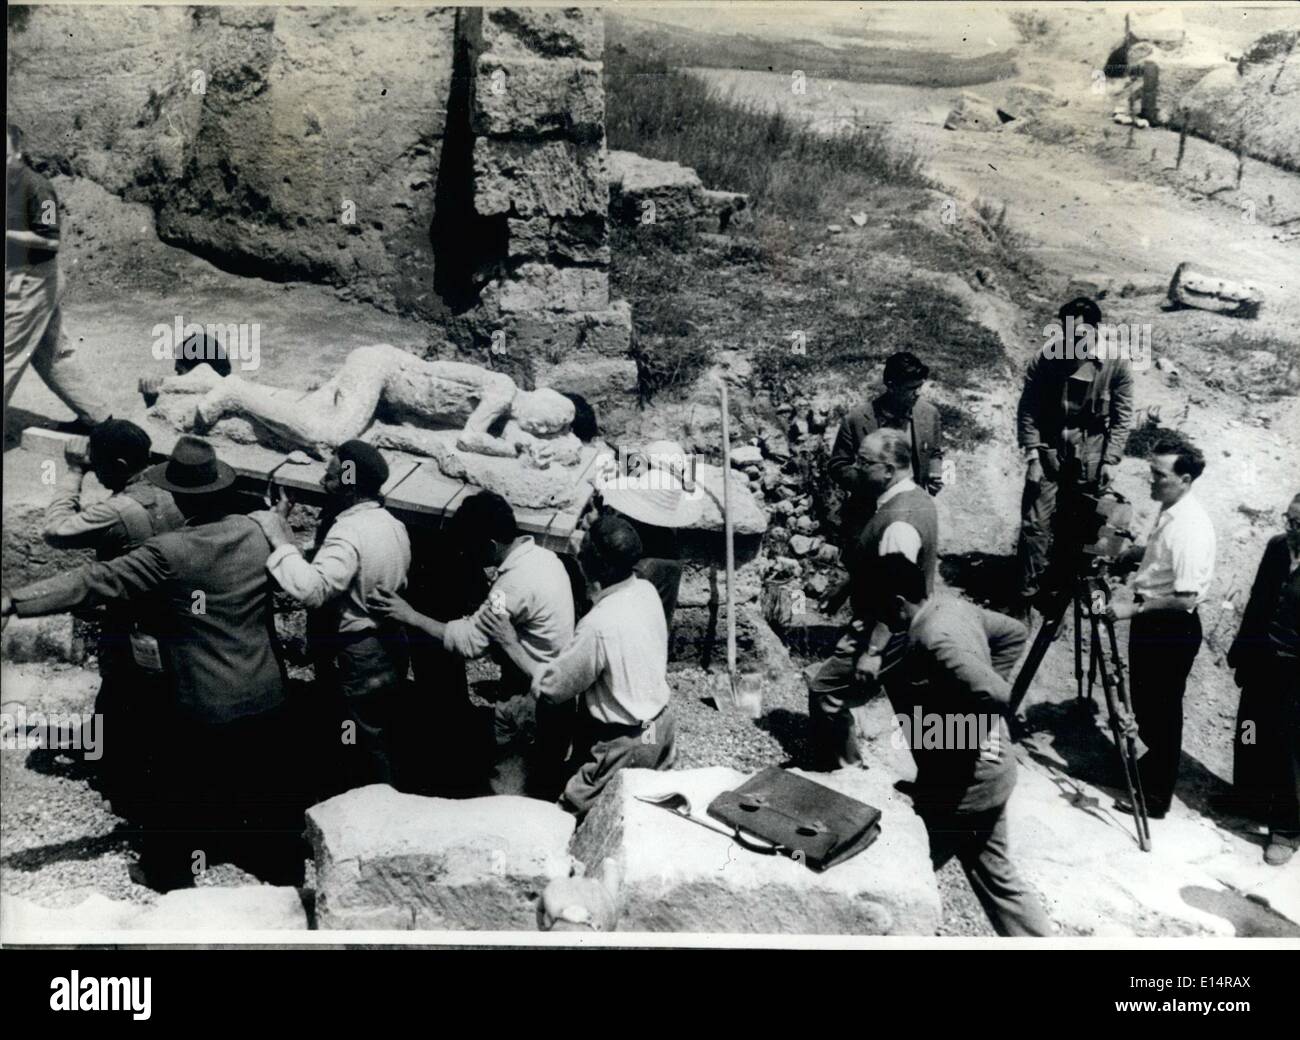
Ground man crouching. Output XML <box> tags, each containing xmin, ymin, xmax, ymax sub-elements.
<box><xmin>482</xmin><ymin>515</ymin><xmax>676</xmax><ymax>817</ymax></box>
<box><xmin>862</xmin><ymin>554</ymin><xmax>1053</xmax><ymax>937</ymax></box>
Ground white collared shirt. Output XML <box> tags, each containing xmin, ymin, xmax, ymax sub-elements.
<box><xmin>444</xmin><ymin>536</ymin><xmax>575</xmax><ymax>665</ymax></box>
<box><xmin>875</xmin><ymin>477</ymin><xmax>923</xmax><ymax>562</ymax></box>
<box><xmin>531</xmin><ymin>575</ymin><xmax>670</xmax><ymax>726</ymax></box>
<box><xmin>267</xmin><ymin>500</ymin><xmax>411</xmax><ymax>633</ymax></box>
<box><xmin>1133</xmin><ymin>490</ymin><xmax>1216</xmax><ymax>608</ymax></box>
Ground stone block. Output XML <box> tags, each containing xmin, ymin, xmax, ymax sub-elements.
<box><xmin>483</xmin><ymin>262</ymin><xmax>610</xmax><ymax>314</ymax></box>
<box><xmin>943</xmin><ymin>92</ymin><xmax>1011</xmax><ymax>131</ymax></box>
<box><xmin>473</xmin><ymin>55</ymin><xmax>605</xmax><ymax>141</ymax></box>
<box><xmin>480</xmin><ymin>6</ymin><xmax>604</xmax><ymax>62</ymax></box>
<box><xmin>607</xmin><ymin>149</ymin><xmax>705</xmax><ymax>225</ymax></box>
<box><xmin>570</xmin><ymin>766</ymin><xmax>940</xmax><ymax>934</ymax></box>
<box><xmin>679</xmin><ymin>462</ymin><xmax>768</xmax><ymax>536</ymax></box>
<box><xmin>130</xmin><ymin>886</ymin><xmax>308</xmax><ymax>931</ymax></box>
<box><xmin>473</xmin><ymin>137</ymin><xmax>608</xmax><ymax>219</ymax></box>
<box><xmin>1140</xmin><ymin>58</ymin><xmax>1220</xmax><ymax>125</ymax></box>
<box><xmin>506</xmin><ymin>213</ymin><xmax>609</xmax><ymax>265</ymax></box>
<box><xmin>534</xmin><ymin>356</ymin><xmax>638</xmax><ymax>400</ymax></box>
<box><xmin>1168</xmin><ymin>261</ymin><xmax>1263</xmax><ymax>318</ymax></box>
<box><xmin>306</xmin><ymin>784</ymin><xmax>576</xmax><ymax>930</ymax></box>
<box><xmin>494</xmin><ymin>300</ymin><xmax>632</xmax><ymax>360</ymax></box>
<box><xmin>0</xmin><ymin>614</ymin><xmax>87</xmax><ymax>665</ymax></box>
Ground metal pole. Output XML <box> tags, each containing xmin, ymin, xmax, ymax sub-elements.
<box><xmin>719</xmin><ymin>380</ymin><xmax>737</xmax><ymax>699</ymax></box>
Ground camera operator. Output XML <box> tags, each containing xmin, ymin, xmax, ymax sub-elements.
<box><xmin>1104</xmin><ymin>436</ymin><xmax>1216</xmax><ymax>820</ymax></box>
<box><xmin>1015</xmin><ymin>297</ymin><xmax>1133</xmax><ymax>621</ymax></box>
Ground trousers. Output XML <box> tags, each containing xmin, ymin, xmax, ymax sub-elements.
<box><xmin>1128</xmin><ymin>608</ymin><xmax>1202</xmax><ymax>815</ymax></box>
<box><xmin>560</xmin><ymin>704</ymin><xmax>677</xmax><ymax>817</ymax></box>
<box><xmin>923</xmin><ymin>803</ymin><xmax>1053</xmax><ymax>937</ymax></box>
<box><xmin>1233</xmin><ymin>650</ymin><xmax>1300</xmax><ymax>838</ymax></box>
<box><xmin>4</xmin><ymin>264</ymin><xmax>108</xmax><ymax>423</ymax></box>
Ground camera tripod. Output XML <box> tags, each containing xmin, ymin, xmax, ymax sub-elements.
<box><xmin>1008</xmin><ymin>561</ymin><xmax>1153</xmax><ymax>852</ymax></box>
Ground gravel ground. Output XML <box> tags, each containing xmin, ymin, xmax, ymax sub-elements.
<box><xmin>4</xmin><ymin>653</ymin><xmax>995</xmax><ymax>934</ymax></box>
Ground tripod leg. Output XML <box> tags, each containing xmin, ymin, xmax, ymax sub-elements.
<box><xmin>1104</xmin><ymin>615</ymin><xmax>1152</xmax><ymax>847</ymax></box>
<box><xmin>1087</xmin><ymin>615</ymin><xmax>1101</xmax><ymax>705</ymax></box>
<box><xmin>1073</xmin><ymin>594</ymin><xmax>1084</xmax><ymax>702</ymax></box>
<box><xmin>1095</xmin><ymin>623</ymin><xmax>1151</xmax><ymax>851</ymax></box>
<box><xmin>1008</xmin><ymin>590</ymin><xmax>1072</xmax><ymax>722</ymax></box>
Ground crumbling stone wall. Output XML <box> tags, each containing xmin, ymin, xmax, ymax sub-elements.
<box><xmin>6</xmin><ymin>3</ymin><xmax>638</xmax><ymax>358</ymax></box>
<box><xmin>449</xmin><ymin>7</ymin><xmax>636</xmax><ymax>408</ymax></box>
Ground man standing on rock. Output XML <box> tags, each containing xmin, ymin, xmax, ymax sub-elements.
<box><xmin>4</xmin><ymin>123</ymin><xmax>108</xmax><ymax>430</ymax></box>
<box><xmin>1015</xmin><ymin>297</ymin><xmax>1132</xmax><ymax>619</ymax></box>
<box><xmin>1</xmin><ymin>435</ymin><xmax>300</xmax><ymax>889</ymax></box>
<box><xmin>830</xmin><ymin>351</ymin><xmax>943</xmax><ymax>554</ymax></box>
<box><xmin>1221</xmin><ymin>491</ymin><xmax>1299</xmax><ymax>866</ymax></box>
<box><xmin>480</xmin><ymin>515</ymin><xmax>675</xmax><ymax>816</ymax></box>
<box><xmin>862</xmin><ymin>553</ymin><xmax>1052</xmax><ymax>937</ymax></box>
<box><xmin>1105</xmin><ymin>436</ymin><xmax>1216</xmax><ymax>822</ymax></box>
<box><xmin>253</xmin><ymin>440</ymin><xmax>412</xmax><ymax>793</ymax></box>
<box><xmin>40</xmin><ymin>419</ymin><xmax>184</xmax><ymax>819</ymax></box>
<box><xmin>807</xmin><ymin>428</ymin><xmax>939</xmax><ymax>771</ymax></box>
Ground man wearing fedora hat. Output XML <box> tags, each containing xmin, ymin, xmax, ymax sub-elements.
<box><xmin>2</xmin><ymin>434</ymin><xmax>299</xmax><ymax>888</ymax></box>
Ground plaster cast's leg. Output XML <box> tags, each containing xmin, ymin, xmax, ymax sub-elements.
<box><xmin>194</xmin><ymin>370</ymin><xmax>384</xmax><ymax>457</ymax></box>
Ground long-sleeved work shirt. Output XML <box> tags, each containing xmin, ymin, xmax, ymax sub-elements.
<box><xmin>1016</xmin><ymin>354</ymin><xmax>1133</xmax><ymax>474</ymax></box>
<box><xmin>443</xmin><ymin>536</ymin><xmax>575</xmax><ymax>668</ymax></box>
<box><xmin>266</xmin><ymin>499</ymin><xmax>411</xmax><ymax>635</ymax></box>
<box><xmin>531</xmin><ymin>575</ymin><xmax>670</xmax><ymax>727</ymax></box>
<box><xmin>887</xmin><ymin>595</ymin><xmax>1027</xmax><ymax>814</ymax></box>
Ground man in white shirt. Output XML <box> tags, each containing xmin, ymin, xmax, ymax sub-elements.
<box><xmin>253</xmin><ymin>440</ymin><xmax>412</xmax><ymax>790</ymax></box>
<box><xmin>483</xmin><ymin>515</ymin><xmax>675</xmax><ymax>816</ymax></box>
<box><xmin>370</xmin><ymin>491</ymin><xmax>575</xmax><ymax>790</ymax></box>
<box><xmin>1106</xmin><ymin>436</ymin><xmax>1216</xmax><ymax>818</ymax></box>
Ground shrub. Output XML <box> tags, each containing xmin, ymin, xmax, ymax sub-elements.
<box><xmin>606</xmin><ymin>49</ymin><xmax>927</xmax><ymax>216</ymax></box>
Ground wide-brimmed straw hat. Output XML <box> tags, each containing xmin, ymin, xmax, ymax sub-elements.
<box><xmin>145</xmin><ymin>434</ymin><xmax>237</xmax><ymax>495</ymax></box>
<box><xmin>597</xmin><ymin>439</ymin><xmax>705</xmax><ymax>529</ymax></box>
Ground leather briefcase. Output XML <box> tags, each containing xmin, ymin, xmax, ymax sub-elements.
<box><xmin>706</xmin><ymin>766</ymin><xmax>882</xmax><ymax>872</ymax></box>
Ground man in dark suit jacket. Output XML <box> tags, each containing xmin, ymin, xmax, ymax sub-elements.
<box><xmin>829</xmin><ymin>351</ymin><xmax>943</xmax><ymax>553</ymax></box>
<box><xmin>3</xmin><ymin>435</ymin><xmax>300</xmax><ymax>889</ymax></box>
<box><xmin>1015</xmin><ymin>297</ymin><xmax>1133</xmax><ymax>612</ymax></box>
<box><xmin>862</xmin><ymin>554</ymin><xmax>1052</xmax><ymax>937</ymax></box>
<box><xmin>1223</xmin><ymin>492</ymin><xmax>1300</xmax><ymax>866</ymax></box>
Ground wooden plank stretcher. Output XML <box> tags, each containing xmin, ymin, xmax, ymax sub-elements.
<box><xmin>21</xmin><ymin>422</ymin><xmax>597</xmax><ymax>555</ymax></box>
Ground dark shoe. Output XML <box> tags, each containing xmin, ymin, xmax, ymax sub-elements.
<box><xmin>1264</xmin><ymin>835</ymin><xmax>1297</xmax><ymax>867</ymax></box>
<box><xmin>1114</xmin><ymin>797</ymin><xmax>1166</xmax><ymax>820</ymax></box>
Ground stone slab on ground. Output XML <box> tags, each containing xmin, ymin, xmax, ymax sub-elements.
<box><xmin>0</xmin><ymin>886</ymin><xmax>307</xmax><ymax>938</ymax></box>
<box><xmin>305</xmin><ymin>784</ymin><xmax>577</xmax><ymax>930</ymax></box>
<box><xmin>570</xmin><ymin>766</ymin><xmax>940</xmax><ymax>935</ymax></box>
<box><xmin>1168</xmin><ymin>262</ymin><xmax>1264</xmax><ymax>318</ymax></box>
<box><xmin>129</xmin><ymin>886</ymin><xmax>308</xmax><ymax>931</ymax></box>
<box><xmin>1009</xmin><ymin>751</ymin><xmax>1297</xmax><ymax>937</ymax></box>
